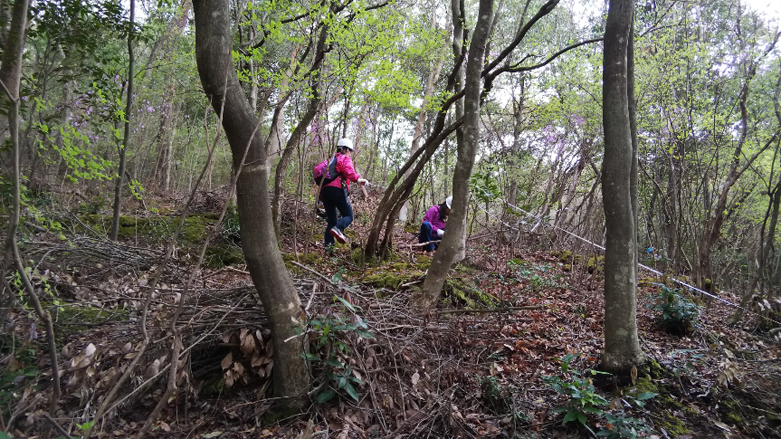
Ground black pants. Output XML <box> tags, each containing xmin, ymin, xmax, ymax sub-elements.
<box><xmin>321</xmin><ymin>186</ymin><xmax>353</xmax><ymax>246</ymax></box>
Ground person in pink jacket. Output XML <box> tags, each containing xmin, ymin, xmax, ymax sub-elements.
<box><xmin>322</xmin><ymin>138</ymin><xmax>367</xmax><ymax>247</ymax></box>
<box><xmin>420</xmin><ymin>196</ymin><xmax>452</xmax><ymax>252</ymax></box>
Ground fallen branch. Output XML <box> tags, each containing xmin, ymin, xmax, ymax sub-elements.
<box><xmin>409</xmin><ymin>239</ymin><xmax>441</xmax><ymax>248</ymax></box>
<box><xmin>436</xmin><ymin>305</ymin><xmax>543</xmax><ymax>314</ymax></box>
<box><xmin>291</xmin><ymin>260</ymin><xmax>335</xmax><ymax>286</ymax></box>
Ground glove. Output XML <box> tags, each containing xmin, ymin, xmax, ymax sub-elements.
<box><xmin>437</xmin><ymin>229</ymin><xmax>444</xmax><ymax>237</ymax></box>
<box><xmin>357</xmin><ymin>178</ymin><xmax>368</xmax><ymax>186</ymax></box>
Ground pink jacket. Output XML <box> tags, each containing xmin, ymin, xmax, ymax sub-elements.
<box><xmin>423</xmin><ymin>204</ymin><xmax>447</xmax><ymax>234</ymax></box>
<box><xmin>323</xmin><ymin>153</ymin><xmax>361</xmax><ymax>190</ymax></box>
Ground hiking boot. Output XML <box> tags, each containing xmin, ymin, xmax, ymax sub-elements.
<box><xmin>329</xmin><ymin>227</ymin><xmax>348</xmax><ymax>244</ymax></box>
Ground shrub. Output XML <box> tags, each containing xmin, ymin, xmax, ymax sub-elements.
<box><xmin>302</xmin><ymin>295</ymin><xmax>374</xmax><ymax>404</ymax></box>
<box><xmin>651</xmin><ymin>285</ymin><xmax>700</xmax><ymax>335</ymax></box>
<box><xmin>544</xmin><ymin>353</ymin><xmax>609</xmax><ymax>432</ymax></box>
<box><xmin>544</xmin><ymin>354</ymin><xmax>657</xmax><ymax>438</ymax></box>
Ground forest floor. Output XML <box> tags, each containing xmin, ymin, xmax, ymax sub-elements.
<box><xmin>2</xmin><ymin>187</ymin><xmax>780</xmax><ymax>439</ymax></box>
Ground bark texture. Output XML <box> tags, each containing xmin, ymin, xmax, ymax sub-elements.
<box><xmin>193</xmin><ymin>0</ymin><xmax>308</xmax><ymax>409</ymax></box>
<box><xmin>418</xmin><ymin>0</ymin><xmax>494</xmax><ymax>308</ymax></box>
<box><xmin>601</xmin><ymin>0</ymin><xmax>644</xmax><ymax>372</ymax></box>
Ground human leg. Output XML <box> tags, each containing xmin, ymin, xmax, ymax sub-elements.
<box><xmin>334</xmin><ymin>189</ymin><xmax>353</xmax><ymax>231</ymax></box>
<box><xmin>321</xmin><ymin>187</ymin><xmax>340</xmax><ymax>246</ymax></box>
<box><xmin>419</xmin><ymin>221</ymin><xmax>435</xmax><ymax>252</ymax></box>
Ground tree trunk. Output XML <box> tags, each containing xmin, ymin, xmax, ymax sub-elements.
<box><xmin>271</xmin><ymin>21</ymin><xmax>328</xmax><ymax>238</ymax></box>
<box><xmin>0</xmin><ymin>0</ymin><xmax>26</xmax><ymax>150</ymax></box>
<box><xmin>110</xmin><ymin>0</ymin><xmax>135</xmax><ymax>240</ymax></box>
<box><xmin>193</xmin><ymin>0</ymin><xmax>308</xmax><ymax>409</ymax></box>
<box><xmin>399</xmin><ymin>40</ymin><xmax>444</xmax><ymax>222</ymax></box>
<box><xmin>418</xmin><ymin>0</ymin><xmax>494</xmax><ymax>308</ymax></box>
<box><xmin>601</xmin><ymin>0</ymin><xmax>644</xmax><ymax>373</ymax></box>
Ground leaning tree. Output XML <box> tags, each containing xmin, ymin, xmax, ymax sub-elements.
<box><xmin>192</xmin><ymin>0</ymin><xmax>309</xmax><ymax>409</ymax></box>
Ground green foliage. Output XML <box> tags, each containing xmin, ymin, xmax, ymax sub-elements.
<box><xmin>544</xmin><ymin>353</ymin><xmax>609</xmax><ymax>431</ymax></box>
<box><xmin>598</xmin><ymin>411</ymin><xmax>654</xmax><ymax>439</ymax></box>
<box><xmin>545</xmin><ymin>354</ymin><xmax>657</xmax><ymax>437</ymax></box>
<box><xmin>470</xmin><ymin>167</ymin><xmax>503</xmax><ymax>205</ymax></box>
<box><xmin>302</xmin><ymin>295</ymin><xmax>374</xmax><ymax>404</ymax></box>
<box><xmin>651</xmin><ymin>285</ymin><xmax>700</xmax><ymax>335</ymax></box>
<box><xmin>127</xmin><ymin>179</ymin><xmax>145</xmax><ymax>201</ymax></box>
<box><xmin>0</xmin><ymin>348</ymin><xmax>38</xmax><ymax>421</ymax></box>
<box><xmin>78</xmin><ymin>196</ymin><xmax>108</xmax><ymax>214</ymax></box>
<box><xmin>34</xmin><ymin>115</ymin><xmax>115</xmax><ymax>183</ymax></box>
<box><xmin>222</xmin><ymin>204</ymin><xmax>241</xmax><ymax>240</ymax></box>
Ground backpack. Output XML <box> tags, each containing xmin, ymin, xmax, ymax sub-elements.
<box><xmin>313</xmin><ymin>156</ymin><xmax>340</xmax><ymax>186</ymax></box>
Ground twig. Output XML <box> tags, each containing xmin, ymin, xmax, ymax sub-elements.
<box><xmin>409</xmin><ymin>239</ymin><xmax>441</xmax><ymax>248</ymax></box>
<box><xmin>291</xmin><ymin>260</ymin><xmax>334</xmax><ymax>286</ymax></box>
<box><xmin>43</xmin><ymin>414</ymin><xmax>73</xmax><ymax>439</ymax></box>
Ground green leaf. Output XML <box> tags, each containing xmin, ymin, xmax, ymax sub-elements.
<box><xmin>344</xmin><ymin>381</ymin><xmax>361</xmax><ymax>402</ymax></box>
<box><xmin>302</xmin><ymin>353</ymin><xmax>320</xmax><ymax>361</ymax></box>
<box><xmin>562</xmin><ymin>410</ymin><xmax>581</xmax><ymax>424</ymax></box>
<box><xmin>316</xmin><ymin>388</ymin><xmax>336</xmax><ymax>403</ymax></box>
<box><xmin>334</xmin><ymin>295</ymin><xmax>356</xmax><ymax>312</ymax></box>
<box><xmin>355</xmin><ymin>329</ymin><xmax>375</xmax><ymax>339</ymax></box>
<box><xmin>635</xmin><ymin>392</ymin><xmax>658</xmax><ymax>400</ymax></box>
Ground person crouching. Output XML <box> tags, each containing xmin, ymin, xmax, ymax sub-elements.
<box><xmin>419</xmin><ymin>196</ymin><xmax>452</xmax><ymax>253</ymax></box>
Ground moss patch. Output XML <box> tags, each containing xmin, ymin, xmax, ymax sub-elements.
<box><xmin>205</xmin><ymin>244</ymin><xmax>245</xmax><ymax>269</ymax></box>
<box><xmin>282</xmin><ymin>253</ymin><xmax>325</xmax><ymax>272</ymax></box>
<box><xmin>77</xmin><ymin>213</ymin><xmax>219</xmax><ymax>246</ymax></box>
<box><xmin>361</xmin><ymin>261</ymin><xmax>426</xmax><ymax>290</ymax></box>
<box><xmin>444</xmin><ymin>278</ymin><xmax>498</xmax><ymax>309</ymax></box>
<box><xmin>55</xmin><ymin>303</ymin><xmax>130</xmax><ymax>329</ymax></box>
<box><xmin>587</xmin><ymin>255</ymin><xmax>605</xmax><ymax>273</ymax></box>
<box><xmin>719</xmin><ymin>398</ymin><xmax>745</xmax><ymax>428</ymax></box>
<box><xmin>659</xmin><ymin>412</ymin><xmax>689</xmax><ymax>436</ymax></box>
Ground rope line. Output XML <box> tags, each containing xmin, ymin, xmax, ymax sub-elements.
<box><xmin>497</xmin><ymin>201</ymin><xmax>781</xmax><ymax>328</ymax></box>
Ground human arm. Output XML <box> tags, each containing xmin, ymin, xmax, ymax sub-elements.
<box><xmin>423</xmin><ymin>205</ymin><xmax>446</xmax><ymax>235</ymax></box>
<box><xmin>337</xmin><ymin>155</ymin><xmax>361</xmax><ymax>183</ymax></box>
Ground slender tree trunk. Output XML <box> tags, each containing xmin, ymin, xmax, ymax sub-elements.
<box><xmin>110</xmin><ymin>0</ymin><xmax>135</xmax><ymax>240</ymax></box>
<box><xmin>601</xmin><ymin>0</ymin><xmax>644</xmax><ymax>373</ymax></box>
<box><xmin>271</xmin><ymin>22</ymin><xmax>328</xmax><ymax>237</ymax></box>
<box><xmin>193</xmin><ymin>0</ymin><xmax>308</xmax><ymax>409</ymax></box>
<box><xmin>399</xmin><ymin>42</ymin><xmax>444</xmax><ymax>222</ymax></box>
<box><xmin>0</xmin><ymin>0</ymin><xmax>26</xmax><ymax>150</ymax></box>
<box><xmin>418</xmin><ymin>0</ymin><xmax>494</xmax><ymax>308</ymax></box>
<box><xmin>152</xmin><ymin>83</ymin><xmax>174</xmax><ymax>192</ymax></box>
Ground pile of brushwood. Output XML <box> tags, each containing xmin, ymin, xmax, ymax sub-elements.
<box><xmin>1</xmin><ymin>189</ymin><xmax>779</xmax><ymax>439</ymax></box>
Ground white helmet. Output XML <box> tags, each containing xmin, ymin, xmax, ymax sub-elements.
<box><xmin>445</xmin><ymin>196</ymin><xmax>452</xmax><ymax>209</ymax></box>
<box><xmin>336</xmin><ymin>138</ymin><xmax>354</xmax><ymax>151</ymax></box>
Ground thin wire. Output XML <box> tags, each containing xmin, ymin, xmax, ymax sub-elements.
<box><xmin>493</xmin><ymin>200</ymin><xmax>781</xmax><ymax>327</ymax></box>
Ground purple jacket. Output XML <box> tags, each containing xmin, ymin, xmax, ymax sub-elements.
<box><xmin>423</xmin><ymin>204</ymin><xmax>447</xmax><ymax>234</ymax></box>
<box><xmin>323</xmin><ymin>153</ymin><xmax>361</xmax><ymax>191</ymax></box>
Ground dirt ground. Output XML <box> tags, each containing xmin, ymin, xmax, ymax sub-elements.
<box><xmin>2</xmin><ymin>189</ymin><xmax>780</xmax><ymax>438</ymax></box>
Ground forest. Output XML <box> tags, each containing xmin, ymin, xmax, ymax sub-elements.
<box><xmin>0</xmin><ymin>0</ymin><xmax>780</xmax><ymax>437</ymax></box>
